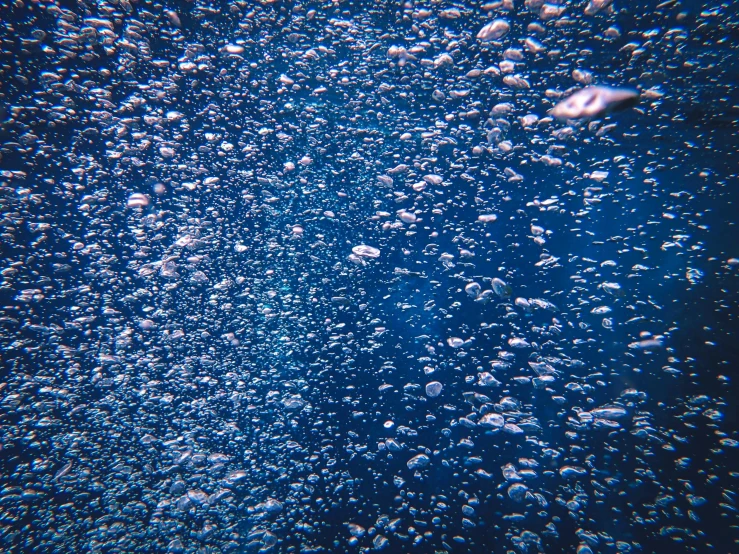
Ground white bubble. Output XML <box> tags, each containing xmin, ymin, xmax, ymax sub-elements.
<box><xmin>407</xmin><ymin>454</ymin><xmax>430</xmax><ymax>470</ymax></box>
<box><xmin>425</xmin><ymin>381</ymin><xmax>443</xmax><ymax>398</ymax></box>
<box><xmin>127</xmin><ymin>193</ymin><xmax>149</xmax><ymax>208</ymax></box>
<box><xmin>352</xmin><ymin>245</ymin><xmax>380</xmax><ymax>258</ymax></box>
<box><xmin>398</xmin><ymin>211</ymin><xmax>417</xmax><ymax>224</ymax></box>
<box><xmin>477</xmin><ymin>19</ymin><xmax>510</xmax><ymax>42</ymax></box>
<box><xmin>479</xmin><ymin>413</ymin><xmax>505</xmax><ymax>428</ymax></box>
<box><xmin>225</xmin><ymin>44</ymin><xmax>244</xmax><ymax>54</ymax></box>
<box><xmin>447</xmin><ymin>337</ymin><xmax>464</xmax><ymax>348</ymax></box>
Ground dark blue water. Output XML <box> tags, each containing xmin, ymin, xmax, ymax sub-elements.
<box><xmin>0</xmin><ymin>0</ymin><xmax>737</xmax><ymax>553</ymax></box>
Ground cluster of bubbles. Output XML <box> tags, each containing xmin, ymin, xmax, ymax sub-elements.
<box><xmin>0</xmin><ymin>0</ymin><xmax>737</xmax><ymax>553</ymax></box>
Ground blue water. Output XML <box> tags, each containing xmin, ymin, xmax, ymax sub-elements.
<box><xmin>0</xmin><ymin>0</ymin><xmax>737</xmax><ymax>552</ymax></box>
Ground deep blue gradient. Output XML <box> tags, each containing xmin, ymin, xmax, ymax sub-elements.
<box><xmin>0</xmin><ymin>0</ymin><xmax>737</xmax><ymax>553</ymax></box>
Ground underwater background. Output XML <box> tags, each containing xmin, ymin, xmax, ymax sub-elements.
<box><xmin>0</xmin><ymin>0</ymin><xmax>737</xmax><ymax>552</ymax></box>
